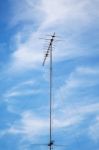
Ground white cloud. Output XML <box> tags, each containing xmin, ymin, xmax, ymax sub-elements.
<box><xmin>10</xmin><ymin>0</ymin><xmax>99</xmax><ymax>28</ymax></box>
<box><xmin>12</xmin><ymin>79</ymin><xmax>35</xmax><ymax>89</ymax></box>
<box><xmin>55</xmin><ymin>66</ymin><xmax>99</xmax><ymax>102</ymax></box>
<box><xmin>89</xmin><ymin>116</ymin><xmax>99</xmax><ymax>142</ymax></box>
<box><xmin>39</xmin><ymin>0</ymin><xmax>91</xmax><ymax>30</ymax></box>
<box><xmin>53</xmin><ymin>116</ymin><xmax>82</xmax><ymax>128</ymax></box>
<box><xmin>0</xmin><ymin>111</ymin><xmax>48</xmax><ymax>141</ymax></box>
<box><xmin>8</xmin><ymin>111</ymin><xmax>49</xmax><ymax>138</ymax></box>
<box><xmin>10</xmin><ymin>42</ymin><xmax>43</xmax><ymax>71</ymax></box>
<box><xmin>4</xmin><ymin>89</ymin><xmax>42</xmax><ymax>98</ymax></box>
<box><xmin>61</xmin><ymin>102</ymin><xmax>99</xmax><ymax>119</ymax></box>
<box><xmin>7</xmin><ymin>29</ymin><xmax>47</xmax><ymax>73</ymax></box>
<box><xmin>3</xmin><ymin>79</ymin><xmax>41</xmax><ymax>99</ymax></box>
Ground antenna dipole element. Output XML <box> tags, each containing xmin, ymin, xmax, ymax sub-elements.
<box><xmin>42</xmin><ymin>32</ymin><xmax>55</xmax><ymax>66</ymax></box>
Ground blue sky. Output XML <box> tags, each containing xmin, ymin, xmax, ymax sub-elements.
<box><xmin>0</xmin><ymin>0</ymin><xmax>99</xmax><ymax>149</ymax></box>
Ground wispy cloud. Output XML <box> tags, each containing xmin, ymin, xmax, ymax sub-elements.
<box><xmin>0</xmin><ymin>111</ymin><xmax>49</xmax><ymax>146</ymax></box>
<box><xmin>3</xmin><ymin>79</ymin><xmax>42</xmax><ymax>98</ymax></box>
<box><xmin>55</xmin><ymin>66</ymin><xmax>99</xmax><ymax>103</ymax></box>
<box><xmin>7</xmin><ymin>111</ymin><xmax>49</xmax><ymax>138</ymax></box>
<box><xmin>1</xmin><ymin>101</ymin><xmax>99</xmax><ymax>142</ymax></box>
<box><xmin>0</xmin><ymin>110</ymin><xmax>81</xmax><ymax>141</ymax></box>
<box><xmin>4</xmin><ymin>89</ymin><xmax>42</xmax><ymax>98</ymax></box>
<box><xmin>10</xmin><ymin>0</ymin><xmax>99</xmax><ymax>29</ymax></box>
<box><xmin>89</xmin><ymin>116</ymin><xmax>99</xmax><ymax>142</ymax></box>
<box><xmin>6</xmin><ymin>0</ymin><xmax>99</xmax><ymax>73</ymax></box>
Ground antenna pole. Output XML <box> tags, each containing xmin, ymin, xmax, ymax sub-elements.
<box><xmin>50</xmin><ymin>40</ymin><xmax>52</xmax><ymax>150</ymax></box>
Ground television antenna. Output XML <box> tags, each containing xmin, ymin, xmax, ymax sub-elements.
<box><xmin>42</xmin><ymin>32</ymin><xmax>56</xmax><ymax>150</ymax></box>
<box><xmin>30</xmin><ymin>33</ymin><xmax>66</xmax><ymax>150</ymax></box>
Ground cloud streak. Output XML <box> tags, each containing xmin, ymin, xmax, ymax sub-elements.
<box><xmin>55</xmin><ymin>66</ymin><xmax>99</xmax><ymax>103</ymax></box>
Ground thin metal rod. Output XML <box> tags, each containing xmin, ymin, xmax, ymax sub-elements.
<box><xmin>50</xmin><ymin>42</ymin><xmax>52</xmax><ymax>150</ymax></box>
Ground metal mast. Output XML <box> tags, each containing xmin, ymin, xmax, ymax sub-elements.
<box><xmin>43</xmin><ymin>32</ymin><xmax>55</xmax><ymax>150</ymax></box>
